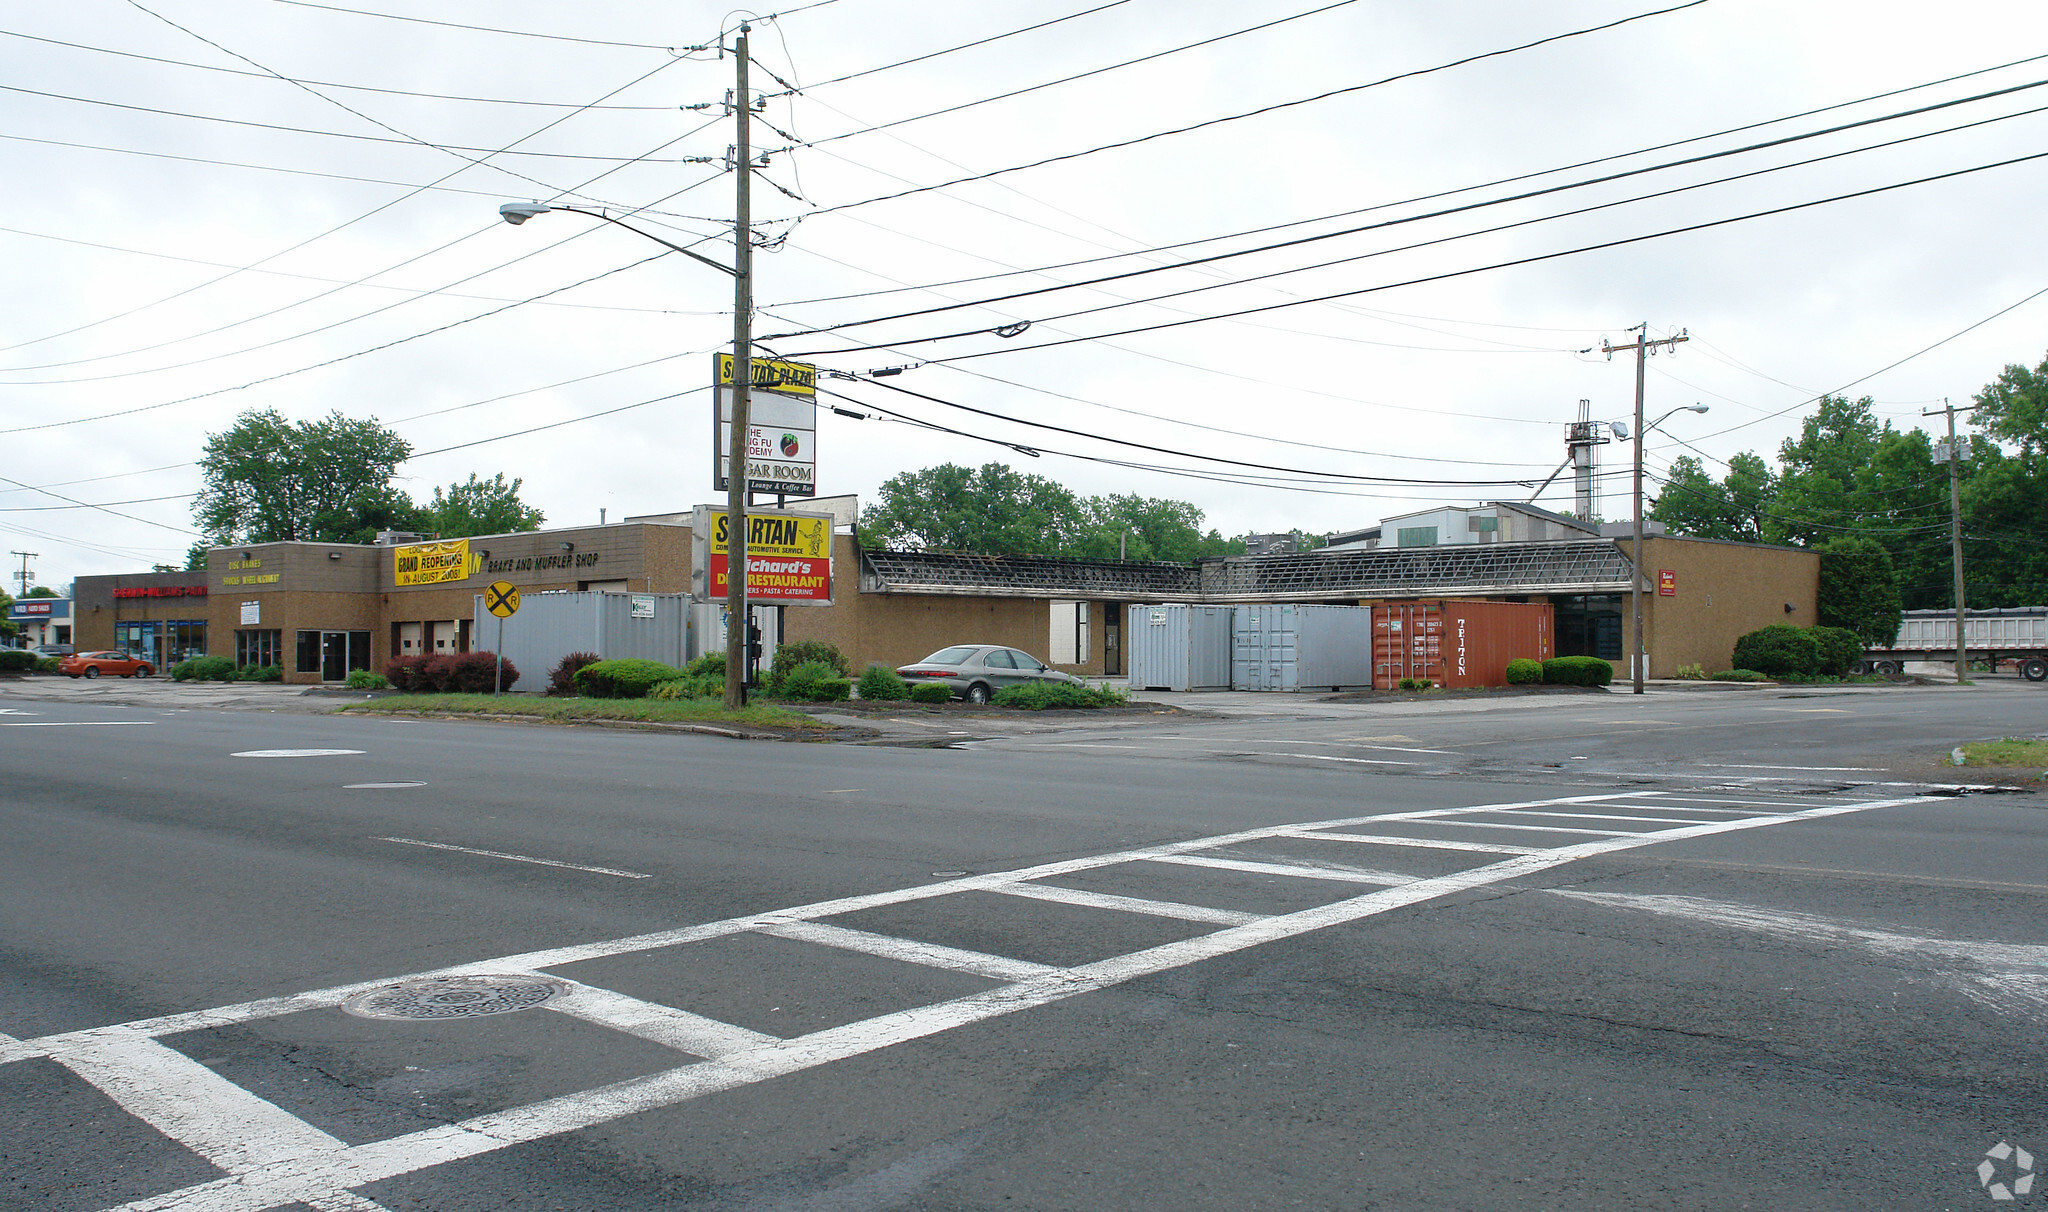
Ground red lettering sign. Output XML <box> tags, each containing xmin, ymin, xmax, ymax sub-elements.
<box><xmin>111</xmin><ymin>585</ymin><xmax>208</xmax><ymax>599</ymax></box>
<box><xmin>1657</xmin><ymin>569</ymin><xmax>1676</xmax><ymax>596</ymax></box>
<box><xmin>709</xmin><ymin>554</ymin><xmax>831</xmax><ymax>602</ymax></box>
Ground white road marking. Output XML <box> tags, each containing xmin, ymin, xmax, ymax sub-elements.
<box><xmin>758</xmin><ymin>920</ymin><xmax>1056</xmax><ymax>983</ymax></box>
<box><xmin>1258</xmin><ymin>752</ymin><xmax>1421</xmax><ymax>766</ymax></box>
<box><xmin>1059</xmin><ymin>743</ymin><xmax>1143</xmax><ymax>749</ymax></box>
<box><xmin>540</xmin><ymin>979</ymin><xmax>781</xmax><ymax>1059</ymax></box>
<box><xmin>342</xmin><ymin>782</ymin><xmax>426</xmax><ymax>790</ymax></box>
<box><xmin>374</xmin><ymin>837</ymin><xmax>652</xmax><ymax>880</ymax></box>
<box><xmin>1148</xmin><ymin>854</ymin><xmax>1415</xmax><ymax>885</ymax></box>
<box><xmin>1694</xmin><ymin>763</ymin><xmax>1884</xmax><ymax>772</ymax></box>
<box><xmin>1415</xmin><ymin>820</ymin><xmax>1635</xmax><ymax>836</ymax></box>
<box><xmin>0</xmin><ymin>708</ymin><xmax>40</xmax><ymax>715</ymax></box>
<box><xmin>72</xmin><ymin>794</ymin><xmax>1925</xmax><ymax>1212</ymax></box>
<box><xmin>49</xmin><ymin>1031</ymin><xmax>349</xmax><ymax>1172</ymax></box>
<box><xmin>994</xmin><ymin>881</ymin><xmax>1263</xmax><ymax>926</ymax></box>
<box><xmin>1</xmin><ymin>721</ymin><xmax>154</xmax><ymax>727</ymax></box>
<box><xmin>1285</xmin><ymin>832</ymin><xmax>1544</xmax><ymax>856</ymax></box>
<box><xmin>1549</xmin><ymin>889</ymin><xmax>2048</xmax><ymax>1020</ymax></box>
<box><xmin>307</xmin><ymin>1193</ymin><xmax>394</xmax><ymax>1212</ymax></box>
<box><xmin>231</xmin><ymin>749</ymin><xmax>363</xmax><ymax>758</ymax></box>
<box><xmin>1497</xmin><ymin>810</ymin><xmax>1724</xmax><ymax>826</ymax></box>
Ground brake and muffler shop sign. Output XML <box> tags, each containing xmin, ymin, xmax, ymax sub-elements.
<box><xmin>708</xmin><ymin>511</ymin><xmax>832</xmax><ymax>603</ymax></box>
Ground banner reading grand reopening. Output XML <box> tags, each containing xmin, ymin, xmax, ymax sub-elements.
<box><xmin>393</xmin><ymin>539</ymin><xmax>472</xmax><ymax>587</ymax></box>
<box><xmin>707</xmin><ymin>511</ymin><xmax>832</xmax><ymax>603</ymax></box>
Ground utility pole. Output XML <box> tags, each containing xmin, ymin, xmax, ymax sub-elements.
<box><xmin>1601</xmin><ymin>324</ymin><xmax>1687</xmax><ymax>695</ymax></box>
<box><xmin>722</xmin><ymin>24</ymin><xmax>755</xmax><ymax>709</ymax></box>
<box><xmin>8</xmin><ymin>551</ymin><xmax>34</xmax><ymax>598</ymax></box>
<box><xmin>1924</xmin><ymin>398</ymin><xmax>1979</xmax><ymax>684</ymax></box>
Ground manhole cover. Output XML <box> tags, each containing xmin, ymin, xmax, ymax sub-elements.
<box><xmin>342</xmin><ymin>975</ymin><xmax>567</xmax><ymax>1021</ymax></box>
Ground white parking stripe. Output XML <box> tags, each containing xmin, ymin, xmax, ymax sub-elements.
<box><xmin>1147</xmin><ymin>854</ymin><xmax>1415</xmax><ymax>885</ymax></box>
<box><xmin>1497</xmin><ymin>810</ymin><xmax>1724</xmax><ymax>826</ymax></box>
<box><xmin>88</xmin><ymin>795</ymin><xmax>1931</xmax><ymax>1212</ymax></box>
<box><xmin>1285</xmin><ymin>832</ymin><xmax>1544</xmax><ymax>856</ymax></box>
<box><xmin>1413</xmin><ymin>820</ymin><xmax>1635</xmax><ymax>836</ymax></box>
<box><xmin>375</xmin><ymin>836</ymin><xmax>652</xmax><ymax>880</ymax></box>
<box><xmin>0</xmin><ymin>721</ymin><xmax>154</xmax><ymax>727</ymax></box>
<box><xmin>50</xmin><ymin>1031</ymin><xmax>348</xmax><ymax>1172</ymax></box>
<box><xmin>759</xmin><ymin>921</ymin><xmax>1056</xmax><ymax>983</ymax></box>
<box><xmin>994</xmin><ymin>882</ymin><xmax>1263</xmax><ymax>926</ymax></box>
<box><xmin>541</xmin><ymin>980</ymin><xmax>781</xmax><ymax>1059</ymax></box>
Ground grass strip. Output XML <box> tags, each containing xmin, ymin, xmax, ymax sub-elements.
<box><xmin>341</xmin><ymin>693</ymin><xmax>827</xmax><ymax>730</ymax></box>
<box><xmin>1954</xmin><ymin>738</ymin><xmax>2048</xmax><ymax>768</ymax></box>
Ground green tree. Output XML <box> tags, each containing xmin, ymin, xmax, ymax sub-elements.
<box><xmin>1814</xmin><ymin>535</ymin><xmax>1903</xmax><ymax>646</ymax></box>
<box><xmin>422</xmin><ymin>473</ymin><xmax>545</xmax><ymax>539</ymax></box>
<box><xmin>194</xmin><ymin>409</ymin><xmax>420</xmax><ymax>545</ymax></box>
<box><xmin>1072</xmin><ymin>494</ymin><xmax>1243</xmax><ymax>561</ymax></box>
<box><xmin>23</xmin><ymin>586</ymin><xmax>57</xmax><ymax>598</ymax></box>
<box><xmin>858</xmin><ymin>463</ymin><xmax>1085</xmax><ymax>554</ymax></box>
<box><xmin>1967</xmin><ymin>354</ymin><xmax>2048</xmax><ymax>606</ymax></box>
<box><xmin>1649</xmin><ymin>452</ymin><xmax>1777</xmax><ymax>542</ymax></box>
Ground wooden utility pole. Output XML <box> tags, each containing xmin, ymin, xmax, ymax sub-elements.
<box><xmin>8</xmin><ymin>551</ymin><xmax>34</xmax><ymax>599</ymax></box>
<box><xmin>1924</xmin><ymin>398</ymin><xmax>1979</xmax><ymax>684</ymax></box>
<box><xmin>1601</xmin><ymin>325</ymin><xmax>1688</xmax><ymax>695</ymax></box>
<box><xmin>723</xmin><ymin>25</ymin><xmax>754</xmax><ymax>708</ymax></box>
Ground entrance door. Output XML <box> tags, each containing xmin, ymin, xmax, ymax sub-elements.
<box><xmin>1103</xmin><ymin>602</ymin><xmax>1122</xmax><ymax>676</ymax></box>
<box><xmin>321</xmin><ymin>631</ymin><xmax>348</xmax><ymax>682</ymax></box>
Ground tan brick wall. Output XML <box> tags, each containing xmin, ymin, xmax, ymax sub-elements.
<box><xmin>1637</xmin><ymin>536</ymin><xmax>1819</xmax><ymax>676</ymax></box>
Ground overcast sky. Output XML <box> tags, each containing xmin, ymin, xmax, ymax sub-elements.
<box><xmin>7</xmin><ymin>0</ymin><xmax>2048</xmax><ymax>585</ymax></box>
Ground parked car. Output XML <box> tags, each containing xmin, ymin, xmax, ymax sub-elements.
<box><xmin>896</xmin><ymin>644</ymin><xmax>1084</xmax><ymax>704</ymax></box>
<box><xmin>59</xmin><ymin>650</ymin><xmax>154</xmax><ymax>679</ymax></box>
<box><xmin>32</xmin><ymin>644</ymin><xmax>73</xmax><ymax>659</ymax></box>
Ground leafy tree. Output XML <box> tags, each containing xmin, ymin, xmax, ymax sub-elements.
<box><xmin>1072</xmin><ymin>494</ymin><xmax>1243</xmax><ymax>561</ymax></box>
<box><xmin>422</xmin><ymin>473</ymin><xmax>545</xmax><ymax>538</ymax></box>
<box><xmin>1649</xmin><ymin>452</ymin><xmax>1778</xmax><ymax>543</ymax></box>
<box><xmin>195</xmin><ymin>409</ymin><xmax>419</xmax><ymax>545</ymax></box>
<box><xmin>23</xmin><ymin>586</ymin><xmax>57</xmax><ymax>598</ymax></box>
<box><xmin>858</xmin><ymin>463</ymin><xmax>1086</xmax><ymax>554</ymax></box>
<box><xmin>1974</xmin><ymin>353</ymin><xmax>2048</xmax><ymax>457</ymax></box>
<box><xmin>1814</xmin><ymin>535</ymin><xmax>1903</xmax><ymax>646</ymax></box>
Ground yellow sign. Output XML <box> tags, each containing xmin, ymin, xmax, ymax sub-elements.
<box><xmin>394</xmin><ymin>539</ymin><xmax>471</xmax><ymax>587</ymax></box>
<box><xmin>714</xmin><ymin>353</ymin><xmax>816</xmax><ymax>398</ymax></box>
<box><xmin>484</xmin><ymin>581</ymin><xmax>521</xmax><ymax>618</ymax></box>
<box><xmin>709</xmin><ymin>511</ymin><xmax>831</xmax><ymax>558</ymax></box>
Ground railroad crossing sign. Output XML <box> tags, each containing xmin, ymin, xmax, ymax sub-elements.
<box><xmin>484</xmin><ymin>581</ymin><xmax>520</xmax><ymax>618</ymax></box>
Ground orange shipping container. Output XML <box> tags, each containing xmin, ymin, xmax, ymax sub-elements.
<box><xmin>1371</xmin><ymin>600</ymin><xmax>1554</xmax><ymax>689</ymax></box>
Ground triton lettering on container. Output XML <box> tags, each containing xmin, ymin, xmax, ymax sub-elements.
<box><xmin>1126</xmin><ymin>604</ymin><xmax>1232</xmax><ymax>691</ymax></box>
<box><xmin>1231</xmin><ymin>604</ymin><xmax>1375</xmax><ymax>692</ymax></box>
<box><xmin>1371</xmin><ymin>600</ymin><xmax>1554</xmax><ymax>690</ymax></box>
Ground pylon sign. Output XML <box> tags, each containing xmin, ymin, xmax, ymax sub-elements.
<box><xmin>714</xmin><ymin>355</ymin><xmax>817</xmax><ymax>498</ymax></box>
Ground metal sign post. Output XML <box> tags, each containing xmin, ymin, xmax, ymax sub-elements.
<box><xmin>485</xmin><ymin>580</ymin><xmax>521</xmax><ymax>694</ymax></box>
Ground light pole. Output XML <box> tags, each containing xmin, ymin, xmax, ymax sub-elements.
<box><xmin>499</xmin><ymin>22</ymin><xmax>758</xmax><ymax>708</ymax></box>
<box><xmin>1627</xmin><ymin>402</ymin><xmax>1708</xmax><ymax>694</ymax></box>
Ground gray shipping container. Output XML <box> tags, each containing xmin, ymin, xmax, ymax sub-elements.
<box><xmin>1126</xmin><ymin>604</ymin><xmax>1233</xmax><ymax>690</ymax></box>
<box><xmin>473</xmin><ymin>590</ymin><xmax>693</xmax><ymax>693</ymax></box>
<box><xmin>1232</xmin><ymin>603</ymin><xmax>1375</xmax><ymax>692</ymax></box>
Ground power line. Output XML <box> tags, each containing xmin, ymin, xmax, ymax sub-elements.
<box><xmin>264</xmin><ymin>0</ymin><xmax>697</xmax><ymax>51</ymax></box>
<box><xmin>775</xmin><ymin>0</ymin><xmax>1134</xmax><ymax>92</ymax></box>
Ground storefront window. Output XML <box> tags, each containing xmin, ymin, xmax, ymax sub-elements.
<box><xmin>296</xmin><ymin>630</ymin><xmax>321</xmax><ymax>674</ymax></box>
<box><xmin>296</xmin><ymin>629</ymin><xmax>372</xmax><ymax>679</ymax></box>
<box><xmin>237</xmin><ymin>629</ymin><xmax>281</xmax><ymax>667</ymax></box>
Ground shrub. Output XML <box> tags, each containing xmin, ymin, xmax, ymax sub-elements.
<box><xmin>856</xmin><ymin>664</ymin><xmax>910</xmax><ymax>701</ymax></box>
<box><xmin>683</xmin><ymin>652</ymin><xmax>727</xmax><ymax>679</ymax></box>
<box><xmin>35</xmin><ymin>657</ymin><xmax>60</xmax><ymax>673</ymax></box>
<box><xmin>993</xmin><ymin>681</ymin><xmax>1128</xmax><ymax>709</ymax></box>
<box><xmin>771</xmin><ymin>659</ymin><xmax>848</xmax><ymax>702</ymax></box>
<box><xmin>765</xmin><ymin>639</ymin><xmax>849</xmax><ymax>694</ymax></box>
<box><xmin>1673</xmin><ymin>662</ymin><xmax>1707</xmax><ymax>680</ymax></box>
<box><xmin>1712</xmin><ymin>668</ymin><xmax>1769</xmax><ymax>682</ymax></box>
<box><xmin>1396</xmin><ymin>677</ymin><xmax>1434</xmax><ymax>690</ymax></box>
<box><xmin>238</xmin><ymin>664</ymin><xmax>283</xmax><ymax>682</ymax></box>
<box><xmin>909</xmin><ymin>682</ymin><xmax>952</xmax><ymax>704</ymax></box>
<box><xmin>0</xmin><ymin>649</ymin><xmax>34</xmax><ymax>672</ymax></box>
<box><xmin>1808</xmin><ymin>626</ymin><xmax>1864</xmax><ymax>677</ymax></box>
<box><xmin>384</xmin><ymin>653</ymin><xmax>456</xmax><ymax>692</ymax></box>
<box><xmin>345</xmin><ymin>669</ymin><xmax>391</xmax><ymax>690</ymax></box>
<box><xmin>174</xmin><ymin>655</ymin><xmax>237</xmax><ymax>682</ymax></box>
<box><xmin>548</xmin><ymin>652</ymin><xmax>600</xmax><ymax>696</ymax></box>
<box><xmin>1731</xmin><ymin>624</ymin><xmax>1820</xmax><ymax>677</ymax></box>
<box><xmin>649</xmin><ymin>675</ymin><xmax>725</xmax><ymax>700</ymax></box>
<box><xmin>1542</xmin><ymin>656</ymin><xmax>1616</xmax><ymax>687</ymax></box>
<box><xmin>1504</xmin><ymin>658</ymin><xmax>1544</xmax><ymax>685</ymax></box>
<box><xmin>575</xmin><ymin>657</ymin><xmax>685</xmax><ymax>699</ymax></box>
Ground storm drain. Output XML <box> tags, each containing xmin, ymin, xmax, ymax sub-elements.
<box><xmin>342</xmin><ymin>975</ymin><xmax>567</xmax><ymax>1021</ymax></box>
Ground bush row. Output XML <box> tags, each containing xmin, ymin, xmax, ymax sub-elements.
<box><xmin>991</xmin><ymin>681</ymin><xmax>1128</xmax><ymax>709</ymax></box>
<box><xmin>0</xmin><ymin>649</ymin><xmax>39</xmax><ymax>672</ymax></box>
<box><xmin>1730</xmin><ymin>624</ymin><xmax>1863</xmax><ymax>677</ymax></box>
<box><xmin>170</xmin><ymin>657</ymin><xmax>283</xmax><ymax>682</ymax></box>
<box><xmin>383</xmin><ymin>651</ymin><xmax>519</xmax><ymax>694</ymax></box>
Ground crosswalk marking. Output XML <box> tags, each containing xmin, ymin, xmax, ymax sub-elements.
<box><xmin>1285</xmin><ymin>832</ymin><xmax>1545</xmax><ymax>856</ymax></box>
<box><xmin>5</xmin><ymin>790</ymin><xmax>1930</xmax><ymax>1212</ymax></box>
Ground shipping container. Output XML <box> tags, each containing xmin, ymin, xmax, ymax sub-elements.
<box><xmin>1126</xmin><ymin>604</ymin><xmax>1233</xmax><ymax>690</ymax></box>
<box><xmin>1232</xmin><ymin>604</ymin><xmax>1376</xmax><ymax>691</ymax></box>
<box><xmin>1370</xmin><ymin>600</ymin><xmax>1554</xmax><ymax>689</ymax></box>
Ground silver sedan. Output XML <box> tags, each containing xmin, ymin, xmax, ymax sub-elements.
<box><xmin>896</xmin><ymin>644</ymin><xmax>1085</xmax><ymax>704</ymax></box>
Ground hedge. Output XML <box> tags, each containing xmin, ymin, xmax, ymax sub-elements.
<box><xmin>548</xmin><ymin>652</ymin><xmax>600</xmax><ymax>696</ymax></box>
<box><xmin>771</xmin><ymin>660</ymin><xmax>851</xmax><ymax>702</ymax></box>
<box><xmin>908</xmin><ymin>682</ymin><xmax>952</xmax><ymax>704</ymax></box>
<box><xmin>856</xmin><ymin>664</ymin><xmax>910</xmax><ymax>701</ymax></box>
<box><xmin>1504</xmin><ymin>657</ymin><xmax>1544</xmax><ymax>685</ymax></box>
<box><xmin>993</xmin><ymin>682</ymin><xmax>1128</xmax><ymax>709</ymax></box>
<box><xmin>387</xmin><ymin>651</ymin><xmax>521</xmax><ymax>694</ymax></box>
<box><xmin>1731</xmin><ymin>624</ymin><xmax>1821</xmax><ymax>677</ymax></box>
<box><xmin>1808</xmin><ymin>626</ymin><xmax>1864</xmax><ymax>677</ymax></box>
<box><xmin>173</xmin><ymin>655</ymin><xmax>237</xmax><ymax>682</ymax></box>
<box><xmin>1542</xmin><ymin>655</ymin><xmax>1615</xmax><ymax>687</ymax></box>
<box><xmin>575</xmin><ymin>658</ymin><xmax>684</xmax><ymax>699</ymax></box>
<box><xmin>0</xmin><ymin>649</ymin><xmax>37</xmax><ymax>672</ymax></box>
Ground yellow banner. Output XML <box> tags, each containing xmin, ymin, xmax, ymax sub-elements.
<box><xmin>714</xmin><ymin>353</ymin><xmax>816</xmax><ymax>398</ymax></box>
<box><xmin>394</xmin><ymin>539</ymin><xmax>471</xmax><ymax>587</ymax></box>
<box><xmin>709</xmin><ymin>512</ymin><xmax>830</xmax><ymax>558</ymax></box>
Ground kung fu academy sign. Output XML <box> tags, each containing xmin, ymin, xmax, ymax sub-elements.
<box><xmin>707</xmin><ymin>510</ymin><xmax>832</xmax><ymax>603</ymax></box>
<box><xmin>713</xmin><ymin>354</ymin><xmax>817</xmax><ymax>498</ymax></box>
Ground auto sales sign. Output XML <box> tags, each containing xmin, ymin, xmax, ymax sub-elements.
<box><xmin>708</xmin><ymin>510</ymin><xmax>832</xmax><ymax>603</ymax></box>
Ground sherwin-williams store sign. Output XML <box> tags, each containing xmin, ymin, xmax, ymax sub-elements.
<box><xmin>393</xmin><ymin>539</ymin><xmax>472</xmax><ymax>587</ymax></box>
<box><xmin>706</xmin><ymin>510</ymin><xmax>832</xmax><ymax>603</ymax></box>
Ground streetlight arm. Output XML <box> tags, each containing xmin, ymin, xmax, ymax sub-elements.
<box><xmin>499</xmin><ymin>202</ymin><xmax>736</xmax><ymax>277</ymax></box>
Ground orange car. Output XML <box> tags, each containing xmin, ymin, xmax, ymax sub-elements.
<box><xmin>60</xmin><ymin>650</ymin><xmax>155</xmax><ymax>679</ymax></box>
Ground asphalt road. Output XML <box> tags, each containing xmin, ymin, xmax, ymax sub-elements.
<box><xmin>2</xmin><ymin>683</ymin><xmax>2045</xmax><ymax>1211</ymax></box>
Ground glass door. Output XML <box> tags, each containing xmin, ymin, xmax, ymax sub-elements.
<box><xmin>321</xmin><ymin>631</ymin><xmax>349</xmax><ymax>682</ymax></box>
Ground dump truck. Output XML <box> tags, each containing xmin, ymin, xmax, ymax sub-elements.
<box><xmin>1857</xmin><ymin>607</ymin><xmax>2048</xmax><ymax>680</ymax></box>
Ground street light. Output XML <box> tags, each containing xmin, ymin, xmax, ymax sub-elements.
<box><xmin>1628</xmin><ymin>402</ymin><xmax>1709</xmax><ymax>695</ymax></box>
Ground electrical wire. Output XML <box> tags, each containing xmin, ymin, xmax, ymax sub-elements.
<box><xmin>771</xmin><ymin>0</ymin><xmax>1134</xmax><ymax>93</ymax></box>
<box><xmin>265</xmin><ymin>0</ymin><xmax>697</xmax><ymax>51</ymax></box>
